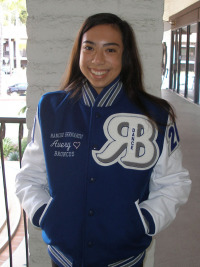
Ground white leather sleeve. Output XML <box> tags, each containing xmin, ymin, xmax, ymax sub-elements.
<box><xmin>15</xmin><ymin>113</ymin><xmax>51</xmax><ymax>225</ymax></box>
<box><xmin>139</xmin><ymin>122</ymin><xmax>191</xmax><ymax>235</ymax></box>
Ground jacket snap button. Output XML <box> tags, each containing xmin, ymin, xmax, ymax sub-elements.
<box><xmin>95</xmin><ymin>113</ymin><xmax>101</xmax><ymax>118</ymax></box>
<box><xmin>89</xmin><ymin>210</ymin><xmax>94</xmax><ymax>216</ymax></box>
<box><xmin>90</xmin><ymin>177</ymin><xmax>96</xmax><ymax>183</ymax></box>
<box><xmin>93</xmin><ymin>145</ymin><xmax>98</xmax><ymax>150</ymax></box>
<box><xmin>88</xmin><ymin>241</ymin><xmax>93</xmax><ymax>247</ymax></box>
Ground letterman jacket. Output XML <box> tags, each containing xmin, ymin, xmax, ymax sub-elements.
<box><xmin>15</xmin><ymin>78</ymin><xmax>191</xmax><ymax>267</ymax></box>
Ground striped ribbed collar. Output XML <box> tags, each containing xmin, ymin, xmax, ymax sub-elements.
<box><xmin>82</xmin><ymin>77</ymin><xmax>123</xmax><ymax>107</ymax></box>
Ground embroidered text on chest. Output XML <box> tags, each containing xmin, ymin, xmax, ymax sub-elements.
<box><xmin>49</xmin><ymin>131</ymin><xmax>83</xmax><ymax>158</ymax></box>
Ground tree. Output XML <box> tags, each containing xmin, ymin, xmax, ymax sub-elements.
<box><xmin>0</xmin><ymin>0</ymin><xmax>27</xmax><ymax>25</ymax></box>
<box><xmin>7</xmin><ymin>0</ymin><xmax>27</xmax><ymax>24</ymax></box>
<box><xmin>19</xmin><ymin>9</ymin><xmax>27</xmax><ymax>24</ymax></box>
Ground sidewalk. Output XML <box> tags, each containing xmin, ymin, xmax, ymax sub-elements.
<box><xmin>0</xmin><ymin>161</ymin><xmax>27</xmax><ymax>267</ymax></box>
<box><xmin>1</xmin><ymin>238</ymin><xmax>27</xmax><ymax>267</ymax></box>
<box><xmin>155</xmin><ymin>89</ymin><xmax>200</xmax><ymax>267</ymax></box>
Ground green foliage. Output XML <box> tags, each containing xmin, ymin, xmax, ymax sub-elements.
<box><xmin>8</xmin><ymin>151</ymin><xmax>19</xmax><ymax>161</ymax></box>
<box><xmin>18</xmin><ymin>105</ymin><xmax>27</xmax><ymax>115</ymax></box>
<box><xmin>6</xmin><ymin>0</ymin><xmax>26</xmax><ymax>12</ymax></box>
<box><xmin>0</xmin><ymin>0</ymin><xmax>27</xmax><ymax>25</ymax></box>
<box><xmin>19</xmin><ymin>9</ymin><xmax>27</xmax><ymax>24</ymax></box>
<box><xmin>1</xmin><ymin>137</ymin><xmax>17</xmax><ymax>158</ymax></box>
<box><xmin>0</xmin><ymin>137</ymin><xmax>27</xmax><ymax>160</ymax></box>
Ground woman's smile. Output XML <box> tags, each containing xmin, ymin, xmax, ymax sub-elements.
<box><xmin>90</xmin><ymin>68</ymin><xmax>109</xmax><ymax>76</ymax></box>
<box><xmin>89</xmin><ymin>68</ymin><xmax>110</xmax><ymax>80</ymax></box>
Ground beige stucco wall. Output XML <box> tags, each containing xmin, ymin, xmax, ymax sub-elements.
<box><xmin>26</xmin><ymin>1</ymin><xmax>164</xmax><ymax>266</ymax></box>
<box><xmin>163</xmin><ymin>0</ymin><xmax>199</xmax><ymax>21</ymax></box>
<box><xmin>26</xmin><ymin>0</ymin><xmax>165</xmax><ymax>132</ymax></box>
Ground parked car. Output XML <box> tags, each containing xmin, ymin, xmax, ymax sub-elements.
<box><xmin>7</xmin><ymin>83</ymin><xmax>28</xmax><ymax>96</ymax></box>
<box><xmin>2</xmin><ymin>65</ymin><xmax>14</xmax><ymax>74</ymax></box>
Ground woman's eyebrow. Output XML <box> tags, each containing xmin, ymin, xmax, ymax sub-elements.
<box><xmin>103</xmin><ymin>43</ymin><xmax>120</xmax><ymax>47</ymax></box>
<box><xmin>82</xmin><ymin>40</ymin><xmax>95</xmax><ymax>45</ymax></box>
<box><xmin>82</xmin><ymin>40</ymin><xmax>120</xmax><ymax>47</ymax></box>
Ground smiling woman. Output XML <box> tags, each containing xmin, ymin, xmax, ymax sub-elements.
<box><xmin>15</xmin><ymin>13</ymin><xmax>191</xmax><ymax>267</ymax></box>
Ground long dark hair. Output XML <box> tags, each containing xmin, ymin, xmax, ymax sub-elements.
<box><xmin>60</xmin><ymin>13</ymin><xmax>175</xmax><ymax>125</ymax></box>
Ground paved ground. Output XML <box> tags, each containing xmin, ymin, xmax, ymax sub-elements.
<box><xmin>0</xmin><ymin>162</ymin><xmax>26</xmax><ymax>267</ymax></box>
<box><xmin>155</xmin><ymin>89</ymin><xmax>200</xmax><ymax>267</ymax></box>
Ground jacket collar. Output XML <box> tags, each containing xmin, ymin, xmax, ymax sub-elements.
<box><xmin>82</xmin><ymin>76</ymin><xmax>123</xmax><ymax>107</ymax></box>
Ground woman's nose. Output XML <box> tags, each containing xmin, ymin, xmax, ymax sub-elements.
<box><xmin>92</xmin><ymin>49</ymin><xmax>105</xmax><ymax>64</ymax></box>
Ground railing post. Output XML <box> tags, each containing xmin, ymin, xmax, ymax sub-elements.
<box><xmin>0</xmin><ymin>122</ymin><xmax>13</xmax><ymax>267</ymax></box>
<box><xmin>0</xmin><ymin>117</ymin><xmax>28</xmax><ymax>266</ymax></box>
<box><xmin>18</xmin><ymin>122</ymin><xmax>29</xmax><ymax>267</ymax></box>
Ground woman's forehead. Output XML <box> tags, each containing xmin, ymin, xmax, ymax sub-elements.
<box><xmin>81</xmin><ymin>24</ymin><xmax>123</xmax><ymax>45</ymax></box>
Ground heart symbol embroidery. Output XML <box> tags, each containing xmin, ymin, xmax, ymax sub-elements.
<box><xmin>73</xmin><ymin>142</ymin><xmax>81</xmax><ymax>149</ymax></box>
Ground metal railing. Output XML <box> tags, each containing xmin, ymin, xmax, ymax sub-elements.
<box><xmin>0</xmin><ymin>117</ymin><xmax>29</xmax><ymax>267</ymax></box>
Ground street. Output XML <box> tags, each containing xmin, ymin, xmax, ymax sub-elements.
<box><xmin>0</xmin><ymin>69</ymin><xmax>27</xmax><ymax>143</ymax></box>
<box><xmin>0</xmin><ymin>95</ymin><xmax>26</xmax><ymax>117</ymax></box>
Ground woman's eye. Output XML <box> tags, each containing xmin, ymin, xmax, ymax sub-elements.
<box><xmin>84</xmin><ymin>46</ymin><xmax>93</xmax><ymax>51</ymax></box>
<box><xmin>107</xmin><ymin>48</ymin><xmax>116</xmax><ymax>53</ymax></box>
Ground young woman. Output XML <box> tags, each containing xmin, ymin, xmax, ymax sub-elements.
<box><xmin>16</xmin><ymin>13</ymin><xmax>191</xmax><ymax>267</ymax></box>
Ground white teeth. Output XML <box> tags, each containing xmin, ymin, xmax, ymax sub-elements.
<box><xmin>91</xmin><ymin>69</ymin><xmax>107</xmax><ymax>76</ymax></box>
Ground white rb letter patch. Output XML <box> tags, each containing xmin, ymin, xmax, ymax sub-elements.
<box><xmin>92</xmin><ymin>113</ymin><xmax>159</xmax><ymax>170</ymax></box>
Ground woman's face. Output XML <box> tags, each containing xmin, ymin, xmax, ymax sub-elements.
<box><xmin>79</xmin><ymin>24</ymin><xmax>123</xmax><ymax>94</ymax></box>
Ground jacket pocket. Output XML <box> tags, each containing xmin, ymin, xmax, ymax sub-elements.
<box><xmin>39</xmin><ymin>197</ymin><xmax>53</xmax><ymax>226</ymax></box>
<box><xmin>135</xmin><ymin>199</ymin><xmax>149</xmax><ymax>234</ymax></box>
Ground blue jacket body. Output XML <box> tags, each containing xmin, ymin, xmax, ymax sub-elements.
<box><xmin>16</xmin><ymin>79</ymin><xmax>191</xmax><ymax>267</ymax></box>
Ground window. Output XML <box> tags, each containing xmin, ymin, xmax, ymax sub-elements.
<box><xmin>188</xmin><ymin>24</ymin><xmax>197</xmax><ymax>102</ymax></box>
<box><xmin>179</xmin><ymin>26</ymin><xmax>187</xmax><ymax>97</ymax></box>
<box><xmin>171</xmin><ymin>30</ymin><xmax>180</xmax><ymax>92</ymax></box>
<box><xmin>170</xmin><ymin>23</ymin><xmax>199</xmax><ymax>104</ymax></box>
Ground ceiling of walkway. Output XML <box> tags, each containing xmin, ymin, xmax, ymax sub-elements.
<box><xmin>163</xmin><ymin>0</ymin><xmax>198</xmax><ymax>21</ymax></box>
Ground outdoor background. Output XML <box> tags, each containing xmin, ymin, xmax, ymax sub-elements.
<box><xmin>1</xmin><ymin>0</ymin><xmax>199</xmax><ymax>267</ymax></box>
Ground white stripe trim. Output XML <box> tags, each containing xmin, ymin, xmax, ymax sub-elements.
<box><xmin>39</xmin><ymin>197</ymin><xmax>53</xmax><ymax>226</ymax></box>
<box><xmin>108</xmin><ymin>256</ymin><xmax>134</xmax><ymax>267</ymax></box>
<box><xmin>97</xmin><ymin>80</ymin><xmax>118</xmax><ymax>107</ymax></box>
<box><xmin>82</xmin><ymin>79</ymin><xmax>121</xmax><ymax>108</ymax></box>
<box><xmin>121</xmin><ymin>252</ymin><xmax>144</xmax><ymax>267</ymax></box>
<box><xmin>48</xmin><ymin>246</ymin><xmax>73</xmax><ymax>267</ymax></box>
<box><xmin>106</xmin><ymin>82</ymin><xmax>122</xmax><ymax>107</ymax></box>
<box><xmin>82</xmin><ymin>90</ymin><xmax>90</xmax><ymax>106</ymax></box>
<box><xmin>108</xmin><ymin>252</ymin><xmax>144</xmax><ymax>267</ymax></box>
<box><xmin>84</xmin><ymin>83</ymin><xmax>95</xmax><ymax>106</ymax></box>
<box><xmin>135</xmin><ymin>200</ymin><xmax>149</xmax><ymax>234</ymax></box>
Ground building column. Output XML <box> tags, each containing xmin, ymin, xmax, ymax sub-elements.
<box><xmin>15</xmin><ymin>37</ymin><xmax>21</xmax><ymax>69</ymax></box>
<box><xmin>8</xmin><ymin>38</ymin><xmax>14</xmax><ymax>72</ymax></box>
